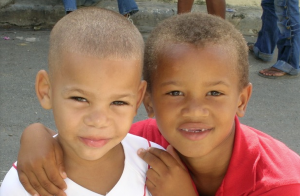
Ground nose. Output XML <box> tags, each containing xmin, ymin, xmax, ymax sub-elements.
<box><xmin>83</xmin><ymin>107</ymin><xmax>109</xmax><ymax>128</ymax></box>
<box><xmin>181</xmin><ymin>98</ymin><xmax>209</xmax><ymax>118</ymax></box>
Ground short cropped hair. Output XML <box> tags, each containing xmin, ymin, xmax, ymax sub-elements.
<box><xmin>144</xmin><ymin>13</ymin><xmax>249</xmax><ymax>91</ymax></box>
<box><xmin>48</xmin><ymin>7</ymin><xmax>144</xmax><ymax>77</ymax></box>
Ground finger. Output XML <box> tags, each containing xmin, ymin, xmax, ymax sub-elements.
<box><xmin>145</xmin><ymin>178</ymin><xmax>157</xmax><ymax>195</ymax></box>
<box><xmin>147</xmin><ymin>147</ymin><xmax>180</xmax><ymax>168</ymax></box>
<box><xmin>41</xmin><ymin>166</ymin><xmax>67</xmax><ymax>196</ymax></box>
<box><xmin>137</xmin><ymin>148</ymin><xmax>168</xmax><ymax>175</ymax></box>
<box><xmin>43</xmin><ymin>161</ymin><xmax>67</xmax><ymax>195</ymax></box>
<box><xmin>18</xmin><ymin>172</ymin><xmax>40</xmax><ymax>196</ymax></box>
<box><xmin>20</xmin><ymin>170</ymin><xmax>53</xmax><ymax>196</ymax></box>
<box><xmin>53</xmin><ymin>141</ymin><xmax>67</xmax><ymax>180</ymax></box>
<box><xmin>166</xmin><ymin>145</ymin><xmax>187</xmax><ymax>170</ymax></box>
<box><xmin>25</xmin><ymin>162</ymin><xmax>65</xmax><ymax>196</ymax></box>
<box><xmin>145</xmin><ymin>168</ymin><xmax>160</xmax><ymax>186</ymax></box>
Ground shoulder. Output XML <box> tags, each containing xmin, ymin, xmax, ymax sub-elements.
<box><xmin>239</xmin><ymin>124</ymin><xmax>300</xmax><ymax>193</ymax></box>
<box><xmin>123</xmin><ymin>133</ymin><xmax>165</xmax><ymax>151</ymax></box>
<box><xmin>0</xmin><ymin>164</ymin><xmax>31</xmax><ymax>196</ymax></box>
<box><xmin>122</xmin><ymin>133</ymin><xmax>165</xmax><ymax>173</ymax></box>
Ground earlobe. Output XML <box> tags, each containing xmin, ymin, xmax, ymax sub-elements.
<box><xmin>236</xmin><ymin>83</ymin><xmax>252</xmax><ymax>117</ymax></box>
<box><xmin>35</xmin><ymin>70</ymin><xmax>52</xmax><ymax>110</ymax></box>
<box><xmin>143</xmin><ymin>90</ymin><xmax>155</xmax><ymax>118</ymax></box>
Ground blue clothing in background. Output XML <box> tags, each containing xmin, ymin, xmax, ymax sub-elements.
<box><xmin>62</xmin><ymin>0</ymin><xmax>139</xmax><ymax>15</ymax></box>
<box><xmin>253</xmin><ymin>0</ymin><xmax>300</xmax><ymax>75</ymax></box>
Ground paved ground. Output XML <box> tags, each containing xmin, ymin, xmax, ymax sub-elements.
<box><xmin>1</xmin><ymin>26</ymin><xmax>300</xmax><ymax>185</ymax></box>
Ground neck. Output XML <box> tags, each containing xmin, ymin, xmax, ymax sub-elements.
<box><xmin>62</xmin><ymin>142</ymin><xmax>125</xmax><ymax>195</ymax></box>
<box><xmin>180</xmin><ymin>124</ymin><xmax>235</xmax><ymax>196</ymax></box>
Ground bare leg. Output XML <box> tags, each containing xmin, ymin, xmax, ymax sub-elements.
<box><xmin>206</xmin><ymin>0</ymin><xmax>226</xmax><ymax>19</ymax></box>
<box><xmin>177</xmin><ymin>0</ymin><xmax>194</xmax><ymax>14</ymax></box>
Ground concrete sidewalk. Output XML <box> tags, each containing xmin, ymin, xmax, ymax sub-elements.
<box><xmin>0</xmin><ymin>0</ymin><xmax>263</xmax><ymax>36</ymax></box>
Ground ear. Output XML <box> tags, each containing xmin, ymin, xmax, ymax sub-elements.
<box><xmin>135</xmin><ymin>80</ymin><xmax>147</xmax><ymax>113</ymax></box>
<box><xmin>35</xmin><ymin>70</ymin><xmax>52</xmax><ymax>110</ymax></box>
<box><xmin>142</xmin><ymin>90</ymin><xmax>155</xmax><ymax>118</ymax></box>
<box><xmin>236</xmin><ymin>83</ymin><xmax>252</xmax><ymax>117</ymax></box>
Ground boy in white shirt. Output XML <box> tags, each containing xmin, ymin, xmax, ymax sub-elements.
<box><xmin>0</xmin><ymin>7</ymin><xmax>163</xmax><ymax>196</ymax></box>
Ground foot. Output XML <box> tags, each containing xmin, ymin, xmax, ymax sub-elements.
<box><xmin>259</xmin><ymin>67</ymin><xmax>286</xmax><ymax>77</ymax></box>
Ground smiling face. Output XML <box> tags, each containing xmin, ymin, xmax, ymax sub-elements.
<box><xmin>144</xmin><ymin>43</ymin><xmax>251</xmax><ymax>159</ymax></box>
<box><xmin>36</xmin><ymin>51</ymin><xmax>146</xmax><ymax>162</ymax></box>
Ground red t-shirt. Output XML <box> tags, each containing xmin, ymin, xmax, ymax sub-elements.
<box><xmin>129</xmin><ymin>117</ymin><xmax>300</xmax><ymax>195</ymax></box>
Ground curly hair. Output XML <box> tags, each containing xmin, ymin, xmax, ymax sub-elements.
<box><xmin>144</xmin><ymin>12</ymin><xmax>249</xmax><ymax>91</ymax></box>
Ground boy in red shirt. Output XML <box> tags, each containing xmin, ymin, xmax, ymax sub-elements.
<box><xmin>14</xmin><ymin>13</ymin><xmax>300</xmax><ymax>196</ymax></box>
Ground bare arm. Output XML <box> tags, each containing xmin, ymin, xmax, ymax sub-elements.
<box><xmin>17</xmin><ymin>123</ymin><xmax>67</xmax><ymax>196</ymax></box>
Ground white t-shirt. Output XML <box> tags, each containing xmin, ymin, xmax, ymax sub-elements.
<box><xmin>0</xmin><ymin>133</ymin><xmax>164</xmax><ymax>196</ymax></box>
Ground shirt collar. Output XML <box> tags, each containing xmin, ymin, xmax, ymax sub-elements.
<box><xmin>216</xmin><ymin>116</ymin><xmax>261</xmax><ymax>195</ymax></box>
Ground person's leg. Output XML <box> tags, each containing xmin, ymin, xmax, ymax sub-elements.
<box><xmin>260</xmin><ymin>0</ymin><xmax>300</xmax><ymax>77</ymax></box>
<box><xmin>62</xmin><ymin>0</ymin><xmax>77</xmax><ymax>14</ymax></box>
<box><xmin>177</xmin><ymin>0</ymin><xmax>194</xmax><ymax>14</ymax></box>
<box><xmin>117</xmin><ymin>0</ymin><xmax>139</xmax><ymax>16</ymax></box>
<box><xmin>252</xmin><ymin>0</ymin><xmax>279</xmax><ymax>62</ymax></box>
<box><xmin>205</xmin><ymin>0</ymin><xmax>226</xmax><ymax>19</ymax></box>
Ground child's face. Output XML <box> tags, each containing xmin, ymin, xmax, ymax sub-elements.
<box><xmin>37</xmin><ymin>52</ymin><xmax>146</xmax><ymax>161</ymax></box>
<box><xmin>144</xmin><ymin>43</ymin><xmax>251</xmax><ymax>159</ymax></box>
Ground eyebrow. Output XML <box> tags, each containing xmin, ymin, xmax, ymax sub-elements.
<box><xmin>62</xmin><ymin>87</ymin><xmax>88</xmax><ymax>95</ymax></box>
<box><xmin>160</xmin><ymin>80</ymin><xmax>230</xmax><ymax>87</ymax></box>
<box><xmin>160</xmin><ymin>81</ymin><xmax>179</xmax><ymax>87</ymax></box>
<box><xmin>204</xmin><ymin>80</ymin><xmax>230</xmax><ymax>87</ymax></box>
<box><xmin>62</xmin><ymin>87</ymin><xmax>136</xmax><ymax>99</ymax></box>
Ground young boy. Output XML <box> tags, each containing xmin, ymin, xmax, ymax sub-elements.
<box><xmin>12</xmin><ymin>13</ymin><xmax>300</xmax><ymax>196</ymax></box>
<box><xmin>0</xmin><ymin>7</ymin><xmax>164</xmax><ymax>196</ymax></box>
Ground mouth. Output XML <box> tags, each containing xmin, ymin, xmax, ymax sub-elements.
<box><xmin>79</xmin><ymin>137</ymin><xmax>109</xmax><ymax>148</ymax></box>
<box><xmin>178</xmin><ymin>124</ymin><xmax>213</xmax><ymax>141</ymax></box>
<box><xmin>180</xmin><ymin>128</ymin><xmax>212</xmax><ymax>133</ymax></box>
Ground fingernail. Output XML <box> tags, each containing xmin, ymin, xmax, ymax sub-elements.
<box><xmin>137</xmin><ymin>148</ymin><xmax>145</xmax><ymax>155</ymax></box>
<box><xmin>32</xmin><ymin>194</ymin><xmax>39</xmax><ymax>196</ymax></box>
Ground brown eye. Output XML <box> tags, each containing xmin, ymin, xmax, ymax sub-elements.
<box><xmin>207</xmin><ymin>91</ymin><xmax>221</xmax><ymax>96</ymax></box>
<box><xmin>71</xmin><ymin>97</ymin><xmax>88</xmax><ymax>102</ymax></box>
<box><xmin>112</xmin><ymin>101</ymin><xmax>128</xmax><ymax>105</ymax></box>
<box><xmin>167</xmin><ymin>91</ymin><xmax>183</xmax><ymax>96</ymax></box>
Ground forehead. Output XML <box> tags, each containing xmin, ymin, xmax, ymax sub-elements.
<box><xmin>52</xmin><ymin>52</ymin><xmax>142</xmax><ymax>89</ymax></box>
<box><xmin>157</xmin><ymin>43</ymin><xmax>237</xmax><ymax>71</ymax></box>
<box><xmin>152</xmin><ymin>43</ymin><xmax>239</xmax><ymax>86</ymax></box>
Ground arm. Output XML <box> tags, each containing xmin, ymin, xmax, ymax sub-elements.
<box><xmin>17</xmin><ymin>123</ymin><xmax>67</xmax><ymax>196</ymax></box>
<box><xmin>138</xmin><ymin>146</ymin><xmax>198</xmax><ymax>196</ymax></box>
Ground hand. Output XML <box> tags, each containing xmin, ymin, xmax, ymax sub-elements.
<box><xmin>17</xmin><ymin>123</ymin><xmax>67</xmax><ymax>196</ymax></box>
<box><xmin>138</xmin><ymin>145</ymin><xmax>198</xmax><ymax>196</ymax></box>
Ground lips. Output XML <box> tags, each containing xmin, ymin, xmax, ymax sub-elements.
<box><xmin>80</xmin><ymin>137</ymin><xmax>109</xmax><ymax>148</ymax></box>
<box><xmin>178</xmin><ymin>123</ymin><xmax>213</xmax><ymax>141</ymax></box>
